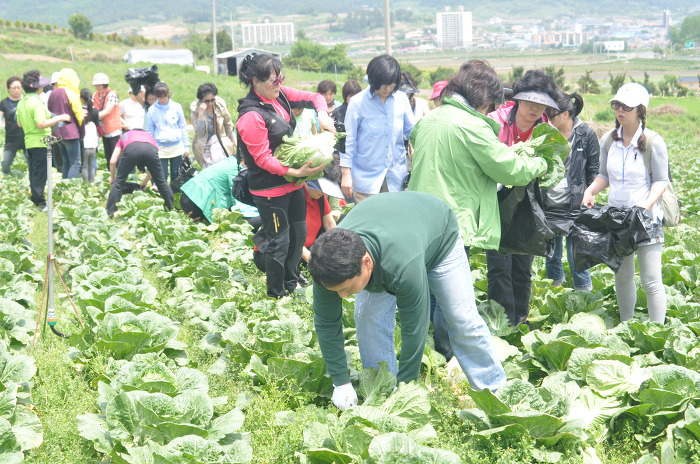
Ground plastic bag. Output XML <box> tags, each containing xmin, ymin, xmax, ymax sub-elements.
<box><xmin>171</xmin><ymin>155</ymin><xmax>198</xmax><ymax>193</ymax></box>
<box><xmin>498</xmin><ymin>181</ymin><xmax>555</xmax><ymax>258</ymax></box>
<box><xmin>571</xmin><ymin>205</ymin><xmax>654</xmax><ymax>272</ymax></box>
<box><xmin>124</xmin><ymin>65</ymin><xmax>160</xmax><ymax>95</ymax></box>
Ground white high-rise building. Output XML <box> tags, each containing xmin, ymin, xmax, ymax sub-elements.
<box><xmin>436</xmin><ymin>10</ymin><xmax>473</xmax><ymax>49</ymax></box>
<box><xmin>242</xmin><ymin>19</ymin><xmax>295</xmax><ymax>46</ymax></box>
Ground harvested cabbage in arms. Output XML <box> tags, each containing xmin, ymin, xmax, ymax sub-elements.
<box><xmin>274</xmin><ymin>131</ymin><xmax>343</xmax><ymax>185</ymax></box>
<box><xmin>511</xmin><ymin>123</ymin><xmax>570</xmax><ymax>189</ymax></box>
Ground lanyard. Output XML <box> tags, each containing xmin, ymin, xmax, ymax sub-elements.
<box><xmin>621</xmin><ymin>144</ymin><xmax>636</xmax><ymax>183</ymax></box>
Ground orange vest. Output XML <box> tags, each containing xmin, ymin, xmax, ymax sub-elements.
<box><xmin>93</xmin><ymin>88</ymin><xmax>121</xmax><ymax>135</ymax></box>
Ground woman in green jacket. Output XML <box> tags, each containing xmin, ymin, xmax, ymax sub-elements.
<box><xmin>407</xmin><ymin>59</ymin><xmax>546</xmax><ymax>358</ymax></box>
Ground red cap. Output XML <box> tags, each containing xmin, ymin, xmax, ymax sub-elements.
<box><xmin>430</xmin><ymin>80</ymin><xmax>448</xmax><ymax>100</ymax></box>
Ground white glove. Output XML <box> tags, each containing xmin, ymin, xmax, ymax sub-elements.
<box><xmin>332</xmin><ymin>383</ymin><xmax>358</xmax><ymax>410</ymax></box>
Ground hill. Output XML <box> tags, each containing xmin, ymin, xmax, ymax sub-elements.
<box><xmin>1</xmin><ymin>0</ymin><xmax>698</xmax><ymax>29</ymax></box>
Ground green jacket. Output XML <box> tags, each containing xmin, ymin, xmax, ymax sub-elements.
<box><xmin>407</xmin><ymin>95</ymin><xmax>546</xmax><ymax>250</ymax></box>
<box><xmin>180</xmin><ymin>156</ymin><xmax>239</xmax><ymax>222</ymax></box>
<box><xmin>313</xmin><ymin>192</ymin><xmax>459</xmax><ymax>386</ymax></box>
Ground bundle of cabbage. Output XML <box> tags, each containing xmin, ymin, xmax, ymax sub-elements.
<box><xmin>274</xmin><ymin>131</ymin><xmax>339</xmax><ymax>185</ymax></box>
<box><xmin>511</xmin><ymin>123</ymin><xmax>570</xmax><ymax>189</ymax></box>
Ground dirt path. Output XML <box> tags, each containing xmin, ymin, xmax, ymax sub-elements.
<box><xmin>3</xmin><ymin>53</ymin><xmax>69</xmax><ymax>63</ymax></box>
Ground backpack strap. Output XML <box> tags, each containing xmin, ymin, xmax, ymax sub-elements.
<box><xmin>318</xmin><ymin>195</ymin><xmax>325</xmax><ymax>218</ymax></box>
<box><xmin>601</xmin><ymin>129</ymin><xmax>614</xmax><ymax>155</ymax></box>
<box><xmin>640</xmin><ymin>132</ymin><xmax>659</xmax><ymax>181</ymax></box>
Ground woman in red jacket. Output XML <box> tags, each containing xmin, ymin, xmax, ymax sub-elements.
<box><xmin>236</xmin><ymin>53</ymin><xmax>335</xmax><ymax>297</ymax></box>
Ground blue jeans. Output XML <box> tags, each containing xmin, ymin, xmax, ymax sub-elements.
<box><xmin>354</xmin><ymin>238</ymin><xmax>506</xmax><ymax>391</ymax></box>
<box><xmin>432</xmin><ymin>247</ymin><xmax>470</xmax><ymax>361</ymax></box>
<box><xmin>160</xmin><ymin>156</ymin><xmax>182</xmax><ymax>185</ymax></box>
<box><xmin>545</xmin><ymin>234</ymin><xmax>592</xmax><ymax>291</ymax></box>
<box><xmin>2</xmin><ymin>148</ymin><xmax>26</xmax><ymax>174</ymax></box>
<box><xmin>57</xmin><ymin>139</ymin><xmax>81</xmax><ymax>179</ymax></box>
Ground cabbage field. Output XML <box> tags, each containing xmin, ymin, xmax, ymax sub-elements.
<box><xmin>1</xmin><ymin>96</ymin><xmax>700</xmax><ymax>464</ymax></box>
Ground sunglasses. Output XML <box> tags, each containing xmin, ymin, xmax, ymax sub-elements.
<box><xmin>265</xmin><ymin>74</ymin><xmax>285</xmax><ymax>86</ymax></box>
<box><xmin>202</xmin><ymin>98</ymin><xmax>215</xmax><ymax>103</ymax></box>
<box><xmin>611</xmin><ymin>101</ymin><xmax>635</xmax><ymax>112</ymax></box>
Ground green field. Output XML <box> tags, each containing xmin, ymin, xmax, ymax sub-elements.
<box><xmin>2</xmin><ymin>30</ymin><xmax>700</xmax><ymax>463</ymax></box>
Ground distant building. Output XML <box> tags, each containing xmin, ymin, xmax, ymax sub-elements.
<box><xmin>678</xmin><ymin>76</ymin><xmax>699</xmax><ymax>94</ymax></box>
<box><xmin>123</xmin><ymin>49</ymin><xmax>194</xmax><ymax>66</ymax></box>
<box><xmin>436</xmin><ymin>10</ymin><xmax>472</xmax><ymax>49</ymax></box>
<box><xmin>216</xmin><ymin>48</ymin><xmax>282</xmax><ymax>77</ymax></box>
<box><xmin>532</xmin><ymin>31</ymin><xmax>590</xmax><ymax>47</ymax></box>
<box><xmin>663</xmin><ymin>8</ymin><xmax>671</xmax><ymax>29</ymax></box>
<box><xmin>242</xmin><ymin>19</ymin><xmax>295</xmax><ymax>46</ymax></box>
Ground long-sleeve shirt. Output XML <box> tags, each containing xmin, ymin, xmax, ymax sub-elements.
<box><xmin>599</xmin><ymin>124</ymin><xmax>668</xmax><ymax>223</ymax></box>
<box><xmin>236</xmin><ymin>86</ymin><xmax>328</xmax><ymax>197</ymax></box>
<box><xmin>146</xmin><ymin>100</ymin><xmax>189</xmax><ymax>150</ymax></box>
<box><xmin>313</xmin><ymin>191</ymin><xmax>459</xmax><ymax>386</ymax></box>
<box><xmin>341</xmin><ymin>88</ymin><xmax>415</xmax><ymax>194</ymax></box>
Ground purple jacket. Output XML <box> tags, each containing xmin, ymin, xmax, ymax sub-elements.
<box><xmin>47</xmin><ymin>88</ymin><xmax>81</xmax><ymax>140</ymax></box>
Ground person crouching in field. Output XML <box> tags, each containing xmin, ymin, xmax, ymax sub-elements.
<box><xmin>105</xmin><ymin>129</ymin><xmax>174</xmax><ymax>217</ymax></box>
<box><xmin>308</xmin><ymin>192</ymin><xmax>505</xmax><ymax>410</ymax></box>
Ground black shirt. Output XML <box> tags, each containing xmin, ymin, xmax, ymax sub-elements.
<box><xmin>1</xmin><ymin>97</ymin><xmax>25</xmax><ymax>150</ymax></box>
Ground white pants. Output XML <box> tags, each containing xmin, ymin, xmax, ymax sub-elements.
<box><xmin>614</xmin><ymin>243</ymin><xmax>666</xmax><ymax>323</ymax></box>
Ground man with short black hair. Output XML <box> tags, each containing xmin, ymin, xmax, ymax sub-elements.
<box><xmin>309</xmin><ymin>191</ymin><xmax>505</xmax><ymax>410</ymax></box>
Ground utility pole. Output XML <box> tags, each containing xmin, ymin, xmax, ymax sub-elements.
<box><xmin>212</xmin><ymin>0</ymin><xmax>218</xmax><ymax>75</ymax></box>
<box><xmin>384</xmin><ymin>0</ymin><xmax>392</xmax><ymax>55</ymax></box>
<box><xmin>230</xmin><ymin>12</ymin><xmax>235</xmax><ymax>51</ymax></box>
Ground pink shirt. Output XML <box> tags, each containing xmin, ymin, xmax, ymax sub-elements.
<box><xmin>115</xmin><ymin>129</ymin><xmax>158</xmax><ymax>150</ymax></box>
<box><xmin>236</xmin><ymin>86</ymin><xmax>329</xmax><ymax>197</ymax></box>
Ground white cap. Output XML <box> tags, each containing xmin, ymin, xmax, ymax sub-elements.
<box><xmin>50</xmin><ymin>72</ymin><xmax>60</xmax><ymax>84</ymax></box>
<box><xmin>610</xmin><ymin>83</ymin><xmax>649</xmax><ymax>109</ymax></box>
<box><xmin>92</xmin><ymin>73</ymin><xmax>109</xmax><ymax>85</ymax></box>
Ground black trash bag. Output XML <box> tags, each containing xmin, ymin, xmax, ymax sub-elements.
<box><xmin>171</xmin><ymin>155</ymin><xmax>198</xmax><ymax>193</ymax></box>
<box><xmin>498</xmin><ymin>181</ymin><xmax>555</xmax><ymax>258</ymax></box>
<box><xmin>570</xmin><ymin>205</ymin><xmax>654</xmax><ymax>273</ymax></box>
<box><xmin>542</xmin><ymin>190</ymin><xmax>580</xmax><ymax>236</ymax></box>
<box><xmin>124</xmin><ymin>65</ymin><xmax>160</xmax><ymax>96</ymax></box>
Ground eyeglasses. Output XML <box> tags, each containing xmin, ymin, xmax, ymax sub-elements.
<box><xmin>265</xmin><ymin>74</ymin><xmax>285</xmax><ymax>86</ymax></box>
<box><xmin>380</xmin><ymin>83</ymin><xmax>397</xmax><ymax>90</ymax></box>
<box><xmin>202</xmin><ymin>98</ymin><xmax>215</xmax><ymax>103</ymax></box>
<box><xmin>546</xmin><ymin>108</ymin><xmax>563</xmax><ymax>119</ymax></box>
<box><xmin>611</xmin><ymin>101</ymin><xmax>635</xmax><ymax>112</ymax></box>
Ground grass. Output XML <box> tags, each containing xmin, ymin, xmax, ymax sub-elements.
<box><xmin>24</xmin><ymin>210</ymin><xmax>99</xmax><ymax>464</ymax></box>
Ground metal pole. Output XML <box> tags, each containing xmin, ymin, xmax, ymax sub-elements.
<box><xmin>384</xmin><ymin>0</ymin><xmax>391</xmax><ymax>55</ymax></box>
<box><xmin>45</xmin><ymin>137</ymin><xmax>57</xmax><ymax>328</ymax></box>
<box><xmin>212</xmin><ymin>0</ymin><xmax>218</xmax><ymax>75</ymax></box>
<box><xmin>230</xmin><ymin>12</ymin><xmax>235</xmax><ymax>51</ymax></box>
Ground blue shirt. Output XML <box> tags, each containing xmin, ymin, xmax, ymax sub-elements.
<box><xmin>341</xmin><ymin>88</ymin><xmax>415</xmax><ymax>194</ymax></box>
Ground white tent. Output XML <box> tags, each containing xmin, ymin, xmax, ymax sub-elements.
<box><xmin>123</xmin><ymin>49</ymin><xmax>195</xmax><ymax>66</ymax></box>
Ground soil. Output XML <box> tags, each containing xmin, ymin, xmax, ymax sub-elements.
<box><xmin>2</xmin><ymin>53</ymin><xmax>69</xmax><ymax>63</ymax></box>
<box><xmin>649</xmin><ymin>104</ymin><xmax>686</xmax><ymax>116</ymax></box>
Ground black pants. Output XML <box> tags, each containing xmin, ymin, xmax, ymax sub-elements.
<box><xmin>106</xmin><ymin>142</ymin><xmax>173</xmax><ymax>215</ymax></box>
<box><xmin>486</xmin><ymin>250</ymin><xmax>534</xmax><ymax>326</ymax></box>
<box><xmin>253</xmin><ymin>188</ymin><xmax>307</xmax><ymax>298</ymax></box>
<box><xmin>103</xmin><ymin>135</ymin><xmax>120</xmax><ymax>166</ymax></box>
<box><xmin>27</xmin><ymin>147</ymin><xmax>48</xmax><ymax>206</ymax></box>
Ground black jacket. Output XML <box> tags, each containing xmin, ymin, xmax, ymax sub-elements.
<box><xmin>330</xmin><ymin>103</ymin><xmax>348</xmax><ymax>154</ymax></box>
<box><xmin>237</xmin><ymin>90</ymin><xmax>297</xmax><ymax>192</ymax></box>
<box><xmin>544</xmin><ymin>118</ymin><xmax>600</xmax><ymax>233</ymax></box>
